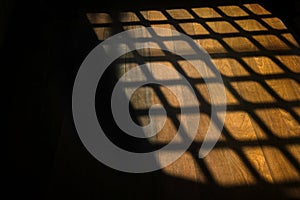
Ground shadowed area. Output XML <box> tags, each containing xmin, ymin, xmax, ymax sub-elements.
<box><xmin>3</xmin><ymin>0</ymin><xmax>300</xmax><ymax>199</ymax></box>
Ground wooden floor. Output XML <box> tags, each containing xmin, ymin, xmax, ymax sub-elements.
<box><xmin>51</xmin><ymin>2</ymin><xmax>300</xmax><ymax>200</ymax></box>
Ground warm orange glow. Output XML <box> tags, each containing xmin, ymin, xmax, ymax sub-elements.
<box><xmin>119</xmin><ymin>11</ymin><xmax>140</xmax><ymax>22</ymax></box>
<box><xmin>206</xmin><ymin>21</ymin><xmax>239</xmax><ymax>34</ymax></box>
<box><xmin>218</xmin><ymin>5</ymin><xmax>249</xmax><ymax>17</ymax></box>
<box><xmin>86</xmin><ymin>13</ymin><xmax>112</xmax><ymax>24</ymax></box>
<box><xmin>192</xmin><ymin>7</ymin><xmax>222</xmax><ymax>18</ymax></box>
<box><xmin>204</xmin><ymin>148</ymin><xmax>257</xmax><ymax>186</ymax></box>
<box><xmin>235</xmin><ymin>19</ymin><xmax>267</xmax><ymax>32</ymax></box>
<box><xmin>263</xmin><ymin>17</ymin><xmax>288</xmax><ymax>30</ymax></box>
<box><xmin>140</xmin><ymin>10</ymin><xmax>167</xmax><ymax>21</ymax></box>
<box><xmin>276</xmin><ymin>55</ymin><xmax>300</xmax><ymax>73</ymax></box>
<box><xmin>243</xmin><ymin>4</ymin><xmax>271</xmax><ymax>15</ymax></box>
<box><xmin>223</xmin><ymin>37</ymin><xmax>259</xmax><ymax>52</ymax></box>
<box><xmin>197</xmin><ymin>39</ymin><xmax>227</xmax><ymax>53</ymax></box>
<box><xmin>253</xmin><ymin>35</ymin><xmax>290</xmax><ymax>50</ymax></box>
<box><xmin>242</xmin><ymin>56</ymin><xmax>284</xmax><ymax>75</ymax></box>
<box><xmin>213</xmin><ymin>58</ymin><xmax>250</xmax><ymax>77</ymax></box>
<box><xmin>265</xmin><ymin>79</ymin><xmax>300</xmax><ymax>101</ymax></box>
<box><xmin>230</xmin><ymin>81</ymin><xmax>276</xmax><ymax>103</ymax></box>
<box><xmin>179</xmin><ymin>22</ymin><xmax>209</xmax><ymax>35</ymax></box>
<box><xmin>85</xmin><ymin>3</ymin><xmax>300</xmax><ymax>193</ymax></box>
<box><xmin>166</xmin><ymin>9</ymin><xmax>194</xmax><ymax>19</ymax></box>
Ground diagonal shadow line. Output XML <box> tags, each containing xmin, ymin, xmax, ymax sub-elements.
<box><xmin>239</xmin><ymin>3</ymin><xmax>300</xmax><ymax>49</ymax></box>
<box><xmin>183</xmin><ymin>29</ymin><xmax>300</xmax><ymax>126</ymax></box>
<box><xmin>268</xmin><ymin>55</ymin><xmax>300</xmax><ymax>77</ymax></box>
<box><xmin>151</xmin><ymin>136</ymin><xmax>300</xmax><ymax>149</ymax></box>
<box><xmin>93</xmin><ymin>20</ymin><xmax>294</xmax><ymax>45</ymax></box>
<box><xmin>111</xmin><ymin>69</ymin><xmax>300</xmax><ymax>86</ymax></box>
<box><xmin>247</xmin><ymin>109</ymin><xmax>300</xmax><ymax>171</ymax></box>
<box><xmin>209</xmin><ymin>6</ymin><xmax>300</xmax><ymax>76</ymax></box>
<box><xmin>109</xmin><ymin>10</ymin><xmax>202</xmax><ymax>146</ymax></box>
<box><xmin>122</xmin><ymin>5</ymin><xmax>295</xmax><ymax>175</ymax></box>
<box><xmin>132</xmin><ymin>102</ymin><xmax>300</xmax><ymax>117</ymax></box>
<box><xmin>130</xmin><ymin>10</ymin><xmax>219</xmax><ymax>110</ymax></box>
<box><xmin>114</xmin><ymin>53</ymin><xmax>300</xmax><ymax>82</ymax></box>
<box><xmin>122</xmin><ymin>10</ymin><xmax>227</xmax><ymax>183</ymax></box>
<box><xmin>230</xmin><ymin>58</ymin><xmax>300</xmax><ymax>124</ymax></box>
<box><xmin>224</xmin><ymin>78</ymin><xmax>297</xmax><ymax>139</ymax></box>
<box><xmin>149</xmin><ymin>6</ymin><xmax>298</xmax><ymax>164</ymax></box>
<box><xmin>92</xmin><ymin>22</ymin><xmax>300</xmax><ymax>61</ymax></box>
<box><xmin>211</xmin><ymin>6</ymin><xmax>294</xmax><ymax>53</ymax></box>
<box><xmin>214</xmin><ymin>72</ymin><xmax>300</xmax><ymax>170</ymax></box>
<box><xmin>89</xmin><ymin>2</ymin><xmax>300</xmax><ymax>194</ymax></box>
<box><xmin>132</xmin><ymin>8</ymin><xmax>281</xmax><ymax>183</ymax></box>
<box><xmin>219</xmin><ymin>3</ymin><xmax>298</xmax><ymax>49</ymax></box>
<box><xmin>121</xmin><ymin>52</ymin><xmax>297</xmax><ymax>109</ymax></box>
<box><xmin>185</xmin><ymin>6</ymin><xmax>300</xmax><ymax>74</ymax></box>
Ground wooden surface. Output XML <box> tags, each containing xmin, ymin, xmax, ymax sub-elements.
<box><xmin>52</xmin><ymin>2</ymin><xmax>300</xmax><ymax>200</ymax></box>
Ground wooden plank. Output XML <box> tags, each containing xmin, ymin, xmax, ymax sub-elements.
<box><xmin>229</xmin><ymin>4</ymin><xmax>300</xmax><ymax>198</ymax></box>
<box><xmin>81</xmin><ymin>2</ymin><xmax>300</xmax><ymax>199</ymax></box>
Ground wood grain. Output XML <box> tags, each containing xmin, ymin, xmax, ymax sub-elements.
<box><xmin>82</xmin><ymin>2</ymin><xmax>300</xmax><ymax>199</ymax></box>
